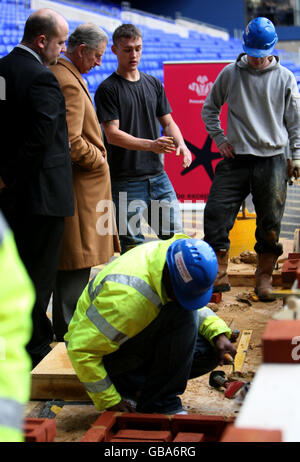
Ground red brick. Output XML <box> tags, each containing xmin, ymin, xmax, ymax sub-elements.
<box><xmin>210</xmin><ymin>292</ymin><xmax>222</xmax><ymax>303</ymax></box>
<box><xmin>173</xmin><ymin>432</ymin><xmax>205</xmax><ymax>442</ymax></box>
<box><xmin>113</xmin><ymin>429</ymin><xmax>172</xmax><ymax>441</ymax></box>
<box><xmin>262</xmin><ymin>320</ymin><xmax>300</xmax><ymax>363</ymax></box>
<box><xmin>24</xmin><ymin>418</ymin><xmax>56</xmax><ymax>442</ymax></box>
<box><xmin>80</xmin><ymin>428</ymin><xmax>105</xmax><ymax>442</ymax></box>
<box><xmin>85</xmin><ymin>412</ymin><xmax>171</xmax><ymax>442</ymax></box>
<box><xmin>287</xmin><ymin>253</ymin><xmax>300</xmax><ymax>260</ymax></box>
<box><xmin>282</xmin><ymin>258</ymin><xmax>300</xmax><ymax>287</ymax></box>
<box><xmin>221</xmin><ymin>425</ymin><xmax>282</xmax><ymax>442</ymax></box>
<box><xmin>90</xmin><ymin>411</ymin><xmax>119</xmax><ymax>441</ymax></box>
<box><xmin>91</xmin><ymin>411</ymin><xmax>117</xmax><ymax>429</ymax></box>
<box><xmin>171</xmin><ymin>415</ymin><xmax>231</xmax><ymax>442</ymax></box>
<box><xmin>117</xmin><ymin>413</ymin><xmax>171</xmax><ymax>431</ymax></box>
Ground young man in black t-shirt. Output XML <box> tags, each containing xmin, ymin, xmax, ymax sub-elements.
<box><xmin>95</xmin><ymin>24</ymin><xmax>191</xmax><ymax>253</ymax></box>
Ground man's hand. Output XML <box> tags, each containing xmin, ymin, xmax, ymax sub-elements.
<box><xmin>106</xmin><ymin>399</ymin><xmax>136</xmax><ymax>413</ymax></box>
<box><xmin>218</xmin><ymin>141</ymin><xmax>235</xmax><ymax>159</ymax></box>
<box><xmin>175</xmin><ymin>144</ymin><xmax>192</xmax><ymax>168</ymax></box>
<box><xmin>287</xmin><ymin>158</ymin><xmax>300</xmax><ymax>180</ymax></box>
<box><xmin>151</xmin><ymin>136</ymin><xmax>176</xmax><ymax>154</ymax></box>
<box><xmin>214</xmin><ymin>333</ymin><xmax>236</xmax><ymax>365</ymax></box>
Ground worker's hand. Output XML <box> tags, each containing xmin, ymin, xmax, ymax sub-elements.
<box><xmin>152</xmin><ymin>136</ymin><xmax>176</xmax><ymax>154</ymax></box>
<box><xmin>218</xmin><ymin>141</ymin><xmax>235</xmax><ymax>159</ymax></box>
<box><xmin>175</xmin><ymin>144</ymin><xmax>192</xmax><ymax>168</ymax></box>
<box><xmin>213</xmin><ymin>333</ymin><xmax>237</xmax><ymax>366</ymax></box>
<box><xmin>287</xmin><ymin>158</ymin><xmax>300</xmax><ymax>180</ymax></box>
<box><xmin>106</xmin><ymin>399</ymin><xmax>136</xmax><ymax>413</ymax></box>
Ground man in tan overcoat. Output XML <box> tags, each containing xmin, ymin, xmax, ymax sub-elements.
<box><xmin>50</xmin><ymin>23</ymin><xmax>120</xmax><ymax>340</ymax></box>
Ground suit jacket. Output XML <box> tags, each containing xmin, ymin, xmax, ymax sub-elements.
<box><xmin>0</xmin><ymin>47</ymin><xmax>74</xmax><ymax>217</ymax></box>
<box><xmin>50</xmin><ymin>58</ymin><xmax>120</xmax><ymax>270</ymax></box>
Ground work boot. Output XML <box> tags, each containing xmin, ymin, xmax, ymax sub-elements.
<box><xmin>255</xmin><ymin>253</ymin><xmax>278</xmax><ymax>301</ymax></box>
<box><xmin>213</xmin><ymin>249</ymin><xmax>231</xmax><ymax>293</ymax></box>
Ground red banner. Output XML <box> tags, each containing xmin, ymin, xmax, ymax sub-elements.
<box><xmin>163</xmin><ymin>61</ymin><xmax>231</xmax><ymax>203</ymax></box>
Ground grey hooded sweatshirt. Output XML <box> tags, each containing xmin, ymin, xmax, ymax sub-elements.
<box><xmin>201</xmin><ymin>53</ymin><xmax>300</xmax><ymax>160</ymax></box>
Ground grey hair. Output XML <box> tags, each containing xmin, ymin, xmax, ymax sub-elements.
<box><xmin>67</xmin><ymin>23</ymin><xmax>108</xmax><ymax>52</ymax></box>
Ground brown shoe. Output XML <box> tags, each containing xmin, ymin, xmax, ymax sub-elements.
<box><xmin>214</xmin><ymin>249</ymin><xmax>231</xmax><ymax>293</ymax></box>
<box><xmin>255</xmin><ymin>253</ymin><xmax>278</xmax><ymax>301</ymax></box>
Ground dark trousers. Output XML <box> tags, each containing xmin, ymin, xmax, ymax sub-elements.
<box><xmin>2</xmin><ymin>211</ymin><xmax>64</xmax><ymax>368</ymax></box>
<box><xmin>204</xmin><ymin>154</ymin><xmax>287</xmax><ymax>256</ymax></box>
<box><xmin>53</xmin><ymin>268</ymin><xmax>91</xmax><ymax>341</ymax></box>
<box><xmin>104</xmin><ymin>302</ymin><xmax>219</xmax><ymax>414</ymax></box>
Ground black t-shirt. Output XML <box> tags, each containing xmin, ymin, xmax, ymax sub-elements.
<box><xmin>95</xmin><ymin>72</ymin><xmax>172</xmax><ymax>181</ymax></box>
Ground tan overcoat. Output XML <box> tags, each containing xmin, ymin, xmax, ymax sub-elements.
<box><xmin>51</xmin><ymin>58</ymin><xmax>120</xmax><ymax>270</ymax></box>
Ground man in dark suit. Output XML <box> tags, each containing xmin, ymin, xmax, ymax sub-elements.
<box><xmin>0</xmin><ymin>8</ymin><xmax>74</xmax><ymax>367</ymax></box>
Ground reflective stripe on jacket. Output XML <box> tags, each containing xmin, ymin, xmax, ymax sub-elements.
<box><xmin>0</xmin><ymin>212</ymin><xmax>35</xmax><ymax>442</ymax></box>
<box><xmin>65</xmin><ymin>233</ymin><xmax>231</xmax><ymax>411</ymax></box>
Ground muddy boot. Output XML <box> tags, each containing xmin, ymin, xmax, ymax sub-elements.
<box><xmin>214</xmin><ymin>249</ymin><xmax>231</xmax><ymax>293</ymax></box>
<box><xmin>255</xmin><ymin>253</ymin><xmax>278</xmax><ymax>301</ymax></box>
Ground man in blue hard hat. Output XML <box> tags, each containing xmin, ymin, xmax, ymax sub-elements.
<box><xmin>202</xmin><ymin>17</ymin><xmax>300</xmax><ymax>301</ymax></box>
<box><xmin>64</xmin><ymin>234</ymin><xmax>236</xmax><ymax>415</ymax></box>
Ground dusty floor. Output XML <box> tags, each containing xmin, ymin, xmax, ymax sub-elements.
<box><xmin>182</xmin><ymin>285</ymin><xmax>283</xmax><ymax>418</ymax></box>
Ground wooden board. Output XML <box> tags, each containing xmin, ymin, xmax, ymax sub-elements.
<box><xmin>226</xmin><ymin>263</ymin><xmax>282</xmax><ymax>287</ymax></box>
<box><xmin>31</xmin><ymin>343</ymin><xmax>90</xmax><ymax>401</ymax></box>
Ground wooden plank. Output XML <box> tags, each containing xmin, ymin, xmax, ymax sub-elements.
<box><xmin>31</xmin><ymin>343</ymin><xmax>90</xmax><ymax>401</ymax></box>
<box><xmin>227</xmin><ymin>266</ymin><xmax>282</xmax><ymax>287</ymax></box>
<box><xmin>227</xmin><ymin>238</ymin><xmax>293</xmax><ymax>287</ymax></box>
<box><xmin>228</xmin><ymin>273</ymin><xmax>282</xmax><ymax>287</ymax></box>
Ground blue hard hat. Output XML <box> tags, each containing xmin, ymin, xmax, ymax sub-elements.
<box><xmin>166</xmin><ymin>239</ymin><xmax>218</xmax><ymax>311</ymax></box>
<box><xmin>242</xmin><ymin>17</ymin><xmax>278</xmax><ymax>58</ymax></box>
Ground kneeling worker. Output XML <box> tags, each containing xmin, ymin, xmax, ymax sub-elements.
<box><xmin>65</xmin><ymin>234</ymin><xmax>236</xmax><ymax>414</ymax></box>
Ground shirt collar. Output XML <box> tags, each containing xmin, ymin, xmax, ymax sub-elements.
<box><xmin>60</xmin><ymin>55</ymin><xmax>72</xmax><ymax>64</ymax></box>
<box><xmin>16</xmin><ymin>44</ymin><xmax>43</xmax><ymax>65</ymax></box>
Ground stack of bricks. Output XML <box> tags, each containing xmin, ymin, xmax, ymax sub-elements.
<box><xmin>80</xmin><ymin>412</ymin><xmax>234</xmax><ymax>442</ymax></box>
<box><xmin>24</xmin><ymin>418</ymin><xmax>56</xmax><ymax>442</ymax></box>
<box><xmin>80</xmin><ymin>411</ymin><xmax>283</xmax><ymax>443</ymax></box>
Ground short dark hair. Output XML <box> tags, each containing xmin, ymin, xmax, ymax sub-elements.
<box><xmin>112</xmin><ymin>23</ymin><xmax>142</xmax><ymax>45</ymax></box>
<box><xmin>22</xmin><ymin>12</ymin><xmax>58</xmax><ymax>42</ymax></box>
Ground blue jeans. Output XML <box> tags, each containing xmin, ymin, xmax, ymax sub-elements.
<box><xmin>104</xmin><ymin>302</ymin><xmax>219</xmax><ymax>414</ymax></box>
<box><xmin>111</xmin><ymin>172</ymin><xmax>183</xmax><ymax>253</ymax></box>
<box><xmin>204</xmin><ymin>154</ymin><xmax>287</xmax><ymax>256</ymax></box>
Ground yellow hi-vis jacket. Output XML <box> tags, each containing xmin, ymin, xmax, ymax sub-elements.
<box><xmin>65</xmin><ymin>233</ymin><xmax>231</xmax><ymax>411</ymax></box>
<box><xmin>0</xmin><ymin>212</ymin><xmax>34</xmax><ymax>442</ymax></box>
